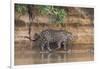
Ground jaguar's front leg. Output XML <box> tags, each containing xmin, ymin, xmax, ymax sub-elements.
<box><xmin>40</xmin><ymin>42</ymin><xmax>46</xmax><ymax>53</ymax></box>
<box><xmin>47</xmin><ymin>42</ymin><xmax>52</xmax><ymax>52</ymax></box>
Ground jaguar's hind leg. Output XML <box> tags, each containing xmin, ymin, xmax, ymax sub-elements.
<box><xmin>57</xmin><ymin>41</ymin><xmax>62</xmax><ymax>49</ymax></box>
<box><xmin>63</xmin><ymin>42</ymin><xmax>67</xmax><ymax>51</ymax></box>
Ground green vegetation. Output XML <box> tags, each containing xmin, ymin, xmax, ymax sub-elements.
<box><xmin>15</xmin><ymin>4</ymin><xmax>28</xmax><ymax>17</ymax></box>
<box><xmin>15</xmin><ymin>4</ymin><xmax>67</xmax><ymax>24</ymax></box>
<box><xmin>37</xmin><ymin>5</ymin><xmax>67</xmax><ymax>23</ymax></box>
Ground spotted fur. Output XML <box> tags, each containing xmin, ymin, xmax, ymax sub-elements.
<box><xmin>35</xmin><ymin>29</ymin><xmax>73</xmax><ymax>52</ymax></box>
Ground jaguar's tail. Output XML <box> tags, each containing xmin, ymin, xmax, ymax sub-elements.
<box><xmin>24</xmin><ymin>36</ymin><xmax>36</xmax><ymax>41</ymax></box>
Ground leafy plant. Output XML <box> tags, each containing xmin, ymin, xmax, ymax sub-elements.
<box><xmin>36</xmin><ymin>5</ymin><xmax>67</xmax><ymax>23</ymax></box>
<box><xmin>15</xmin><ymin>4</ymin><xmax>28</xmax><ymax>17</ymax></box>
<box><xmin>15</xmin><ymin>4</ymin><xmax>67</xmax><ymax>24</ymax></box>
<box><xmin>53</xmin><ymin>8</ymin><xmax>67</xmax><ymax>23</ymax></box>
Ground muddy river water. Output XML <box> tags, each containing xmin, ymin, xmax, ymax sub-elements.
<box><xmin>15</xmin><ymin>40</ymin><xmax>94</xmax><ymax>65</ymax></box>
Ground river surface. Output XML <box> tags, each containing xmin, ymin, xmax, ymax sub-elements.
<box><xmin>15</xmin><ymin>40</ymin><xmax>94</xmax><ymax>65</ymax></box>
